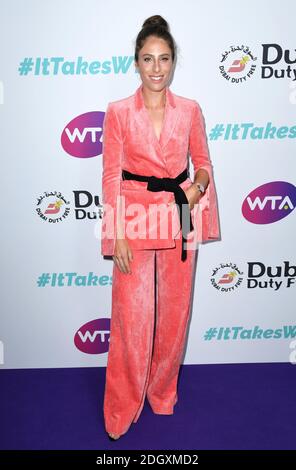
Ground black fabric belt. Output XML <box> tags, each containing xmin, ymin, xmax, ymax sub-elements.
<box><xmin>121</xmin><ymin>168</ymin><xmax>194</xmax><ymax>261</ymax></box>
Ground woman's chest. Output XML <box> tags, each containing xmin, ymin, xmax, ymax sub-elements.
<box><xmin>122</xmin><ymin>107</ymin><xmax>192</xmax><ymax>156</ymax></box>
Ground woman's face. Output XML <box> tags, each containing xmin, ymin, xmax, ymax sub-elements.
<box><xmin>135</xmin><ymin>35</ymin><xmax>174</xmax><ymax>91</ymax></box>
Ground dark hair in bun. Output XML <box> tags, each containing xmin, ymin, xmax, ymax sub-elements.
<box><xmin>142</xmin><ymin>15</ymin><xmax>168</xmax><ymax>30</ymax></box>
<box><xmin>134</xmin><ymin>15</ymin><xmax>177</xmax><ymax>63</ymax></box>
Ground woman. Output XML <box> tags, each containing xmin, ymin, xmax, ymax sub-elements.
<box><xmin>101</xmin><ymin>15</ymin><xmax>220</xmax><ymax>440</ymax></box>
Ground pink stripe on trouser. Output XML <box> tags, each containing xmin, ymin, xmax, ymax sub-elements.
<box><xmin>103</xmin><ymin>235</ymin><xmax>197</xmax><ymax>436</ymax></box>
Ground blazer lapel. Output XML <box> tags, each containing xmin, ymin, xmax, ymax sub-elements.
<box><xmin>134</xmin><ymin>83</ymin><xmax>179</xmax><ymax>153</ymax></box>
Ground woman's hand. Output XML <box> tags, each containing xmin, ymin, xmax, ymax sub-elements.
<box><xmin>184</xmin><ymin>184</ymin><xmax>203</xmax><ymax>210</ymax></box>
<box><xmin>113</xmin><ymin>238</ymin><xmax>133</xmax><ymax>274</ymax></box>
<box><xmin>167</xmin><ymin>184</ymin><xmax>203</xmax><ymax>211</ymax></box>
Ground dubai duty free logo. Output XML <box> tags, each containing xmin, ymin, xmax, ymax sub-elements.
<box><xmin>36</xmin><ymin>191</ymin><xmax>70</xmax><ymax>223</ymax></box>
<box><xmin>242</xmin><ymin>181</ymin><xmax>296</xmax><ymax>224</ymax></box>
<box><xmin>219</xmin><ymin>44</ymin><xmax>257</xmax><ymax>83</ymax></box>
<box><xmin>211</xmin><ymin>262</ymin><xmax>244</xmax><ymax>292</ymax></box>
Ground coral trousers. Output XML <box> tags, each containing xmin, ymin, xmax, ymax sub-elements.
<box><xmin>103</xmin><ymin>235</ymin><xmax>197</xmax><ymax>436</ymax></box>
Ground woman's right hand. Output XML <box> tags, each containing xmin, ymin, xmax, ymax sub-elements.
<box><xmin>112</xmin><ymin>239</ymin><xmax>133</xmax><ymax>274</ymax></box>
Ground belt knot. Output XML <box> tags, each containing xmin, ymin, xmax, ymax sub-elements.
<box><xmin>147</xmin><ymin>176</ymin><xmax>177</xmax><ymax>193</ymax></box>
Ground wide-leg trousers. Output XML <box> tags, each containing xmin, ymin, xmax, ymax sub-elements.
<box><xmin>103</xmin><ymin>234</ymin><xmax>197</xmax><ymax>436</ymax></box>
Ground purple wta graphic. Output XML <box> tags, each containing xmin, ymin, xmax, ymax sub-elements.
<box><xmin>74</xmin><ymin>318</ymin><xmax>111</xmax><ymax>354</ymax></box>
<box><xmin>242</xmin><ymin>181</ymin><xmax>296</xmax><ymax>224</ymax></box>
<box><xmin>61</xmin><ymin>111</ymin><xmax>105</xmax><ymax>158</ymax></box>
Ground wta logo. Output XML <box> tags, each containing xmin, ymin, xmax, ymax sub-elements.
<box><xmin>61</xmin><ymin>111</ymin><xmax>105</xmax><ymax>158</ymax></box>
<box><xmin>242</xmin><ymin>181</ymin><xmax>296</xmax><ymax>224</ymax></box>
<box><xmin>74</xmin><ymin>318</ymin><xmax>111</xmax><ymax>354</ymax></box>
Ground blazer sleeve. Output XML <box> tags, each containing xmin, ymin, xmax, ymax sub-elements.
<box><xmin>101</xmin><ymin>102</ymin><xmax>124</xmax><ymax>256</ymax></box>
<box><xmin>189</xmin><ymin>100</ymin><xmax>220</xmax><ymax>241</ymax></box>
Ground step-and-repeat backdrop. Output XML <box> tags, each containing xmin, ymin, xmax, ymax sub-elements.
<box><xmin>0</xmin><ymin>0</ymin><xmax>295</xmax><ymax>369</ymax></box>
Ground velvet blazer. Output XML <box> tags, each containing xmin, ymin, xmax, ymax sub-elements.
<box><xmin>101</xmin><ymin>83</ymin><xmax>220</xmax><ymax>256</ymax></box>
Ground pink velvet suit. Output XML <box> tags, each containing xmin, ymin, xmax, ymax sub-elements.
<box><xmin>101</xmin><ymin>83</ymin><xmax>220</xmax><ymax>436</ymax></box>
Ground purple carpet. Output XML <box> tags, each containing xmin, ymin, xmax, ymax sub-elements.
<box><xmin>0</xmin><ymin>363</ymin><xmax>295</xmax><ymax>450</ymax></box>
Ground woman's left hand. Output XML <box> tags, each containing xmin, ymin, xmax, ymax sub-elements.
<box><xmin>167</xmin><ymin>184</ymin><xmax>203</xmax><ymax>211</ymax></box>
<box><xmin>184</xmin><ymin>184</ymin><xmax>203</xmax><ymax>210</ymax></box>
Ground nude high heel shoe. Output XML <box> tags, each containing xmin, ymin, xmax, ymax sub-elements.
<box><xmin>107</xmin><ymin>432</ymin><xmax>121</xmax><ymax>441</ymax></box>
